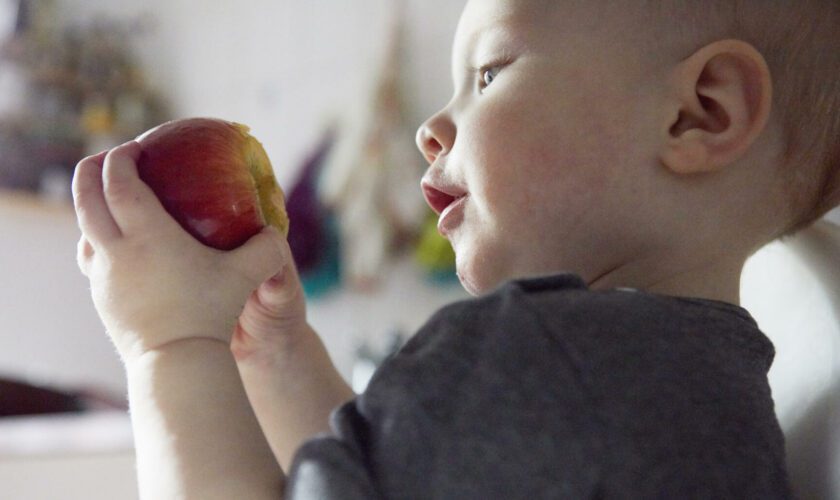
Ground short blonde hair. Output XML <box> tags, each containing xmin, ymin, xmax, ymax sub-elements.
<box><xmin>635</xmin><ymin>0</ymin><xmax>840</xmax><ymax>239</ymax></box>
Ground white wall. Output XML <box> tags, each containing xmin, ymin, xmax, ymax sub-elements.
<box><xmin>56</xmin><ymin>0</ymin><xmax>465</xmax><ymax>189</ymax></box>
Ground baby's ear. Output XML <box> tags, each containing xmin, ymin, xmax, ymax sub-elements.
<box><xmin>660</xmin><ymin>39</ymin><xmax>772</xmax><ymax>175</ymax></box>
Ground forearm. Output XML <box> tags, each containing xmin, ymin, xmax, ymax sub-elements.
<box><xmin>126</xmin><ymin>338</ymin><xmax>285</xmax><ymax>500</ymax></box>
<box><xmin>236</xmin><ymin>324</ymin><xmax>355</xmax><ymax>470</ymax></box>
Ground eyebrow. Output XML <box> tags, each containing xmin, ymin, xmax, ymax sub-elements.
<box><xmin>452</xmin><ymin>21</ymin><xmax>519</xmax><ymax>87</ymax></box>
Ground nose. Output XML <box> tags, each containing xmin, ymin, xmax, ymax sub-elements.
<box><xmin>416</xmin><ymin>111</ymin><xmax>455</xmax><ymax>165</ymax></box>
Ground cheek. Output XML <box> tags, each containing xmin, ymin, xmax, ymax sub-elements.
<box><xmin>537</xmin><ymin>93</ymin><xmax>628</xmax><ymax>189</ymax></box>
<box><xmin>470</xmin><ymin>104</ymin><xmax>613</xmax><ymax>226</ymax></box>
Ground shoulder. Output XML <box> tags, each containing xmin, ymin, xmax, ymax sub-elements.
<box><xmin>413</xmin><ymin>273</ymin><xmax>590</xmax><ymax>341</ymax></box>
<box><xmin>387</xmin><ymin>273</ymin><xmax>593</xmax><ymax>380</ymax></box>
<box><xmin>412</xmin><ymin>272</ymin><xmax>759</xmax><ymax>355</ymax></box>
<box><xmin>396</xmin><ymin>272</ymin><xmax>774</xmax><ymax>404</ymax></box>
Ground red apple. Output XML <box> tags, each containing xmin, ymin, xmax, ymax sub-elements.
<box><xmin>135</xmin><ymin>118</ymin><xmax>289</xmax><ymax>251</ymax></box>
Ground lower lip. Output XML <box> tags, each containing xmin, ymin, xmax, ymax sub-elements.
<box><xmin>437</xmin><ymin>195</ymin><xmax>468</xmax><ymax>237</ymax></box>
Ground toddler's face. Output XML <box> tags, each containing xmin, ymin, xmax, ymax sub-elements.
<box><xmin>418</xmin><ymin>0</ymin><xmax>662</xmax><ymax>295</ymax></box>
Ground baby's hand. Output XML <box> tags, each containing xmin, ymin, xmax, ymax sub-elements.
<box><xmin>231</xmin><ymin>239</ymin><xmax>309</xmax><ymax>364</ymax></box>
<box><xmin>73</xmin><ymin>142</ymin><xmax>286</xmax><ymax>363</ymax></box>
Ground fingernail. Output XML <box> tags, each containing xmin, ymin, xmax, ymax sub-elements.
<box><xmin>113</xmin><ymin>141</ymin><xmax>141</xmax><ymax>160</ymax></box>
<box><xmin>268</xmin><ymin>266</ymin><xmax>286</xmax><ymax>286</ymax></box>
<box><xmin>80</xmin><ymin>150</ymin><xmax>108</xmax><ymax>165</ymax></box>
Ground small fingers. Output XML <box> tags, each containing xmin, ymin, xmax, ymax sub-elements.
<box><xmin>102</xmin><ymin>141</ymin><xmax>173</xmax><ymax>237</ymax></box>
<box><xmin>72</xmin><ymin>150</ymin><xmax>121</xmax><ymax>245</ymax></box>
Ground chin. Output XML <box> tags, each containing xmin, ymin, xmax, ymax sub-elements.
<box><xmin>456</xmin><ymin>271</ymin><xmax>482</xmax><ymax>296</ymax></box>
<box><xmin>454</xmin><ymin>251</ymin><xmax>507</xmax><ymax>297</ymax></box>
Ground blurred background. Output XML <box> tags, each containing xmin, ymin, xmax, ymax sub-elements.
<box><xmin>0</xmin><ymin>0</ymin><xmax>837</xmax><ymax>498</ymax></box>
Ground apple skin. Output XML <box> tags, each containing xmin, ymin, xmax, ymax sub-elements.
<box><xmin>135</xmin><ymin>118</ymin><xmax>288</xmax><ymax>251</ymax></box>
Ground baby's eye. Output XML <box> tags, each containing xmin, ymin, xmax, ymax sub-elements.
<box><xmin>479</xmin><ymin>65</ymin><xmax>502</xmax><ymax>92</ymax></box>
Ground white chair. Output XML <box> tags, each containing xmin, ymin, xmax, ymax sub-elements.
<box><xmin>742</xmin><ymin>217</ymin><xmax>840</xmax><ymax>499</ymax></box>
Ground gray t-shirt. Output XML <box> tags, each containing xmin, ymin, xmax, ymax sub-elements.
<box><xmin>285</xmin><ymin>274</ymin><xmax>792</xmax><ymax>499</ymax></box>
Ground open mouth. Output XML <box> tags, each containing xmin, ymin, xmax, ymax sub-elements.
<box><xmin>422</xmin><ymin>182</ymin><xmax>467</xmax><ymax>215</ymax></box>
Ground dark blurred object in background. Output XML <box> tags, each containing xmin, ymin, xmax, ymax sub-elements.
<box><xmin>0</xmin><ymin>377</ymin><xmax>83</xmax><ymax>416</ymax></box>
<box><xmin>0</xmin><ymin>0</ymin><xmax>167</xmax><ymax>202</ymax></box>
<box><xmin>0</xmin><ymin>376</ymin><xmax>127</xmax><ymax>417</ymax></box>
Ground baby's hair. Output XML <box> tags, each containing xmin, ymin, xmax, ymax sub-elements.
<box><xmin>635</xmin><ymin>0</ymin><xmax>840</xmax><ymax>239</ymax></box>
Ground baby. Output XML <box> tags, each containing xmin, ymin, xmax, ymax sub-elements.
<box><xmin>72</xmin><ymin>0</ymin><xmax>840</xmax><ymax>498</ymax></box>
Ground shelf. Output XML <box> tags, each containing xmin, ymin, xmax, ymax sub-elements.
<box><xmin>0</xmin><ymin>189</ymin><xmax>74</xmax><ymax>217</ymax></box>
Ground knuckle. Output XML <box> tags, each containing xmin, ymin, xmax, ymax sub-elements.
<box><xmin>72</xmin><ymin>181</ymin><xmax>97</xmax><ymax>210</ymax></box>
<box><xmin>255</xmin><ymin>286</ymin><xmax>286</xmax><ymax>315</ymax></box>
<box><xmin>235</xmin><ymin>265</ymin><xmax>262</xmax><ymax>291</ymax></box>
<box><xmin>104</xmin><ymin>179</ymin><xmax>137</xmax><ymax>204</ymax></box>
<box><xmin>118</xmin><ymin>236</ymin><xmax>153</xmax><ymax>258</ymax></box>
<box><xmin>73</xmin><ymin>200</ymin><xmax>96</xmax><ymax>221</ymax></box>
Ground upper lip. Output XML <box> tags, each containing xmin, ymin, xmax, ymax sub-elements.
<box><xmin>421</xmin><ymin>175</ymin><xmax>468</xmax><ymax>215</ymax></box>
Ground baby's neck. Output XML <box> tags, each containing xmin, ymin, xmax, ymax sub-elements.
<box><xmin>589</xmin><ymin>252</ymin><xmax>746</xmax><ymax>306</ymax></box>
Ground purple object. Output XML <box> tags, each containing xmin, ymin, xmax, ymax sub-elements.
<box><xmin>286</xmin><ymin>131</ymin><xmax>335</xmax><ymax>274</ymax></box>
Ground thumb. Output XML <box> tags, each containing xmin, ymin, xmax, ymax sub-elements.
<box><xmin>229</xmin><ymin>225</ymin><xmax>289</xmax><ymax>285</ymax></box>
<box><xmin>102</xmin><ymin>141</ymin><xmax>175</xmax><ymax>236</ymax></box>
<box><xmin>256</xmin><ymin>244</ymin><xmax>305</xmax><ymax>310</ymax></box>
<box><xmin>233</xmin><ymin>227</ymin><xmax>307</xmax><ymax>343</ymax></box>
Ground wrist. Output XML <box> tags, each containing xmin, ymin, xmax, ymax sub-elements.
<box><xmin>231</xmin><ymin>321</ymin><xmax>314</xmax><ymax>367</ymax></box>
<box><xmin>123</xmin><ymin>334</ymin><xmax>284</xmax><ymax>497</ymax></box>
<box><xmin>123</xmin><ymin>336</ymin><xmax>232</xmax><ymax>370</ymax></box>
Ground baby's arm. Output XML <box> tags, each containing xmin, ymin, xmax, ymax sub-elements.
<box><xmin>73</xmin><ymin>145</ymin><xmax>286</xmax><ymax>498</ymax></box>
<box><xmin>127</xmin><ymin>339</ymin><xmax>283</xmax><ymax>499</ymax></box>
<box><xmin>232</xmin><ymin>251</ymin><xmax>355</xmax><ymax>470</ymax></box>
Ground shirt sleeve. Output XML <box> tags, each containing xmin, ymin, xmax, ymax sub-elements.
<box><xmin>284</xmin><ymin>438</ymin><xmax>380</xmax><ymax>499</ymax></box>
<box><xmin>284</xmin><ymin>401</ymin><xmax>383</xmax><ymax>500</ymax></box>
